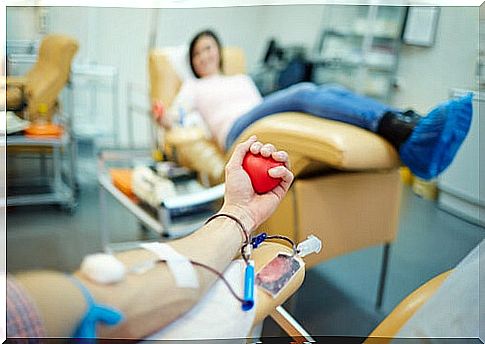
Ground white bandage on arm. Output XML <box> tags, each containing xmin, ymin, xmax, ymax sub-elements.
<box><xmin>167</xmin><ymin>80</ymin><xmax>196</xmax><ymax>125</ymax></box>
<box><xmin>140</xmin><ymin>242</ymin><xmax>199</xmax><ymax>289</ymax></box>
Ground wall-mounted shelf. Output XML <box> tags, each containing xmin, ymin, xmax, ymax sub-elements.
<box><xmin>312</xmin><ymin>5</ymin><xmax>407</xmax><ymax>102</ymax></box>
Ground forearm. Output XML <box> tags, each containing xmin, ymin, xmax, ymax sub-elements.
<box><xmin>15</xmin><ymin>207</ymin><xmax>253</xmax><ymax>339</ymax></box>
<box><xmin>86</xmin><ymin>208</ymin><xmax>253</xmax><ymax>338</ymax></box>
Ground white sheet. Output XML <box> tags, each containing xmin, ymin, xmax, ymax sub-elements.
<box><xmin>158</xmin><ymin>45</ymin><xmax>194</xmax><ymax>81</ymax></box>
<box><xmin>145</xmin><ymin>259</ymin><xmax>255</xmax><ymax>341</ymax></box>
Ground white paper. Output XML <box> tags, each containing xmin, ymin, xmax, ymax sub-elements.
<box><xmin>403</xmin><ymin>7</ymin><xmax>440</xmax><ymax>47</ymax></box>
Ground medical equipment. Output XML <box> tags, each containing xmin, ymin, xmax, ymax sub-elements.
<box><xmin>69</xmin><ymin>275</ymin><xmax>124</xmax><ymax>338</ymax></box>
<box><xmin>256</xmin><ymin>253</ymin><xmax>302</xmax><ymax>298</ymax></box>
<box><xmin>79</xmin><ymin>231</ymin><xmax>322</xmax><ymax>312</ymax></box>
<box><xmin>296</xmin><ymin>235</ymin><xmax>322</xmax><ymax>258</ymax></box>
<box><xmin>242</xmin><ymin>261</ymin><xmax>255</xmax><ymax>311</ymax></box>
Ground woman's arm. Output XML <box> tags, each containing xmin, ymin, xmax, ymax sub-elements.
<box><xmin>14</xmin><ymin>136</ymin><xmax>294</xmax><ymax>339</ymax></box>
<box><xmin>154</xmin><ymin>80</ymin><xmax>197</xmax><ymax>129</ymax></box>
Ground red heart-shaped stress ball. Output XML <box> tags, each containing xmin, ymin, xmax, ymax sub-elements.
<box><xmin>242</xmin><ymin>153</ymin><xmax>285</xmax><ymax>194</ymax></box>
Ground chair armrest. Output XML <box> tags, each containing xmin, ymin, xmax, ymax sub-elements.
<box><xmin>6</xmin><ymin>76</ymin><xmax>27</xmax><ymax>87</ymax></box>
<box><xmin>6</xmin><ymin>77</ymin><xmax>27</xmax><ymax>110</ymax></box>
<box><xmin>365</xmin><ymin>269</ymin><xmax>453</xmax><ymax>342</ymax></box>
<box><xmin>25</xmin><ymin>68</ymin><xmax>61</xmax><ymax>101</ymax></box>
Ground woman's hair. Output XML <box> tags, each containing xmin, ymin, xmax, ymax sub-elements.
<box><xmin>189</xmin><ymin>29</ymin><xmax>223</xmax><ymax>78</ymax></box>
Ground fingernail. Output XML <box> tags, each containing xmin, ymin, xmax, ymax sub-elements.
<box><xmin>269</xmin><ymin>166</ymin><xmax>284</xmax><ymax>176</ymax></box>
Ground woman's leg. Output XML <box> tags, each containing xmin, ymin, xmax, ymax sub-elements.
<box><xmin>226</xmin><ymin>83</ymin><xmax>473</xmax><ymax>180</ymax></box>
<box><xmin>399</xmin><ymin>93</ymin><xmax>473</xmax><ymax>179</ymax></box>
<box><xmin>226</xmin><ymin>83</ymin><xmax>397</xmax><ymax>149</ymax></box>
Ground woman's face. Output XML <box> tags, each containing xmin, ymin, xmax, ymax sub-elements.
<box><xmin>192</xmin><ymin>35</ymin><xmax>221</xmax><ymax>78</ymax></box>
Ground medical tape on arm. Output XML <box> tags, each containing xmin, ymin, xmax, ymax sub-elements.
<box><xmin>140</xmin><ymin>242</ymin><xmax>199</xmax><ymax>289</ymax></box>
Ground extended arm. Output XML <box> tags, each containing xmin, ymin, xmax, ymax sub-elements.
<box><xmin>13</xmin><ymin>137</ymin><xmax>294</xmax><ymax>339</ymax></box>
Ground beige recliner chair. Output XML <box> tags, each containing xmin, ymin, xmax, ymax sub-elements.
<box><xmin>364</xmin><ymin>270</ymin><xmax>452</xmax><ymax>343</ymax></box>
<box><xmin>6</xmin><ymin>34</ymin><xmax>79</xmax><ymax>120</ymax></box>
<box><xmin>149</xmin><ymin>46</ymin><xmax>402</xmax><ymax>308</ymax></box>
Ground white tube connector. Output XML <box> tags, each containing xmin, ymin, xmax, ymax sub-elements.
<box><xmin>296</xmin><ymin>235</ymin><xmax>322</xmax><ymax>258</ymax></box>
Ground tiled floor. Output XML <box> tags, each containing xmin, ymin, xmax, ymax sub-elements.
<box><xmin>6</xmin><ymin>151</ymin><xmax>485</xmax><ymax>338</ymax></box>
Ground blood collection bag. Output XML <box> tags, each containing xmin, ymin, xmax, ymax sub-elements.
<box><xmin>256</xmin><ymin>253</ymin><xmax>302</xmax><ymax>297</ymax></box>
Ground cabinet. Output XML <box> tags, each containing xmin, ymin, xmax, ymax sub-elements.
<box><xmin>438</xmin><ymin>89</ymin><xmax>484</xmax><ymax>227</ymax></box>
<box><xmin>312</xmin><ymin>5</ymin><xmax>407</xmax><ymax>102</ymax></box>
<box><xmin>69</xmin><ymin>64</ymin><xmax>120</xmax><ymax>147</ymax></box>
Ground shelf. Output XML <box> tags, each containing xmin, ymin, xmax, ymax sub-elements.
<box><xmin>323</xmin><ymin>29</ymin><xmax>400</xmax><ymax>41</ymax></box>
<box><xmin>6</xmin><ymin>133</ymin><xmax>70</xmax><ymax>147</ymax></box>
<box><xmin>312</xmin><ymin>58</ymin><xmax>396</xmax><ymax>73</ymax></box>
<box><xmin>6</xmin><ymin>123</ymin><xmax>77</xmax><ymax>211</ymax></box>
<box><xmin>7</xmin><ymin>181</ymin><xmax>75</xmax><ymax>207</ymax></box>
<box><xmin>316</xmin><ymin>5</ymin><xmax>405</xmax><ymax>103</ymax></box>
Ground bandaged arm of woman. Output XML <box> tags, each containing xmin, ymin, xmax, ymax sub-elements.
<box><xmin>158</xmin><ymin>79</ymin><xmax>196</xmax><ymax>128</ymax></box>
<box><xmin>14</xmin><ymin>137</ymin><xmax>294</xmax><ymax>339</ymax></box>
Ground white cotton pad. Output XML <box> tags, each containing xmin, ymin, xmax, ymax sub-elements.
<box><xmin>80</xmin><ymin>253</ymin><xmax>126</xmax><ymax>285</ymax></box>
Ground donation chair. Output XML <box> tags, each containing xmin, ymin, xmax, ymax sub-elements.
<box><xmin>6</xmin><ymin>34</ymin><xmax>79</xmax><ymax>120</ymax></box>
<box><xmin>149</xmin><ymin>46</ymin><xmax>402</xmax><ymax>308</ymax></box>
<box><xmin>364</xmin><ymin>270</ymin><xmax>452</xmax><ymax>343</ymax></box>
<box><xmin>6</xmin><ymin>34</ymin><xmax>78</xmax><ymax>210</ymax></box>
<box><xmin>367</xmin><ymin>238</ymin><xmax>481</xmax><ymax>342</ymax></box>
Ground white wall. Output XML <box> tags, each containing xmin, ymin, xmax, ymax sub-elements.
<box><xmin>7</xmin><ymin>6</ymin><xmax>270</xmax><ymax>146</ymax></box>
<box><xmin>258</xmin><ymin>5</ymin><xmax>325</xmax><ymax>51</ymax></box>
<box><xmin>6</xmin><ymin>7</ymin><xmax>39</xmax><ymax>41</ymax></box>
<box><xmin>6</xmin><ymin>5</ymin><xmax>480</xmax><ymax>146</ymax></box>
<box><xmin>392</xmin><ymin>6</ymin><xmax>479</xmax><ymax>113</ymax></box>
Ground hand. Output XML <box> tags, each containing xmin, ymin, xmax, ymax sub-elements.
<box><xmin>221</xmin><ymin>136</ymin><xmax>294</xmax><ymax>233</ymax></box>
<box><xmin>152</xmin><ymin>101</ymin><xmax>171</xmax><ymax>128</ymax></box>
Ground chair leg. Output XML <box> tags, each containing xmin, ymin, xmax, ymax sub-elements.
<box><xmin>376</xmin><ymin>243</ymin><xmax>391</xmax><ymax>310</ymax></box>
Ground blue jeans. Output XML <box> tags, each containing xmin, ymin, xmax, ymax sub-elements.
<box><xmin>225</xmin><ymin>83</ymin><xmax>398</xmax><ymax>149</ymax></box>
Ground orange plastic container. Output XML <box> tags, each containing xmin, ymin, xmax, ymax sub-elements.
<box><xmin>24</xmin><ymin>123</ymin><xmax>64</xmax><ymax>139</ymax></box>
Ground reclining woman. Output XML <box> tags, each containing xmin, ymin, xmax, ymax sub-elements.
<box><xmin>154</xmin><ymin>29</ymin><xmax>473</xmax><ymax>181</ymax></box>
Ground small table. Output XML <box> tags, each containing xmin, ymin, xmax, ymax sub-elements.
<box><xmin>5</xmin><ymin>129</ymin><xmax>77</xmax><ymax>211</ymax></box>
<box><xmin>97</xmin><ymin>148</ymin><xmax>225</xmax><ymax>250</ymax></box>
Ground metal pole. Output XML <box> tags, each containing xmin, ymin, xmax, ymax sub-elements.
<box><xmin>148</xmin><ymin>9</ymin><xmax>160</xmax><ymax>50</ymax></box>
<box><xmin>113</xmin><ymin>70</ymin><xmax>120</xmax><ymax>147</ymax></box>
<box><xmin>99</xmin><ymin>184</ymin><xmax>112</xmax><ymax>254</ymax></box>
<box><xmin>376</xmin><ymin>243</ymin><xmax>391</xmax><ymax>310</ymax></box>
<box><xmin>127</xmin><ymin>83</ymin><xmax>135</xmax><ymax>149</ymax></box>
<box><xmin>271</xmin><ymin>306</ymin><xmax>315</xmax><ymax>343</ymax></box>
<box><xmin>67</xmin><ymin>83</ymin><xmax>77</xmax><ymax>200</ymax></box>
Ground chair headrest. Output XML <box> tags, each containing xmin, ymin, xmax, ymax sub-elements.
<box><xmin>153</xmin><ymin>45</ymin><xmax>195</xmax><ymax>82</ymax></box>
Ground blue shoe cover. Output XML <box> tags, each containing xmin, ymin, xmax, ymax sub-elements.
<box><xmin>400</xmin><ymin>93</ymin><xmax>473</xmax><ymax>180</ymax></box>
